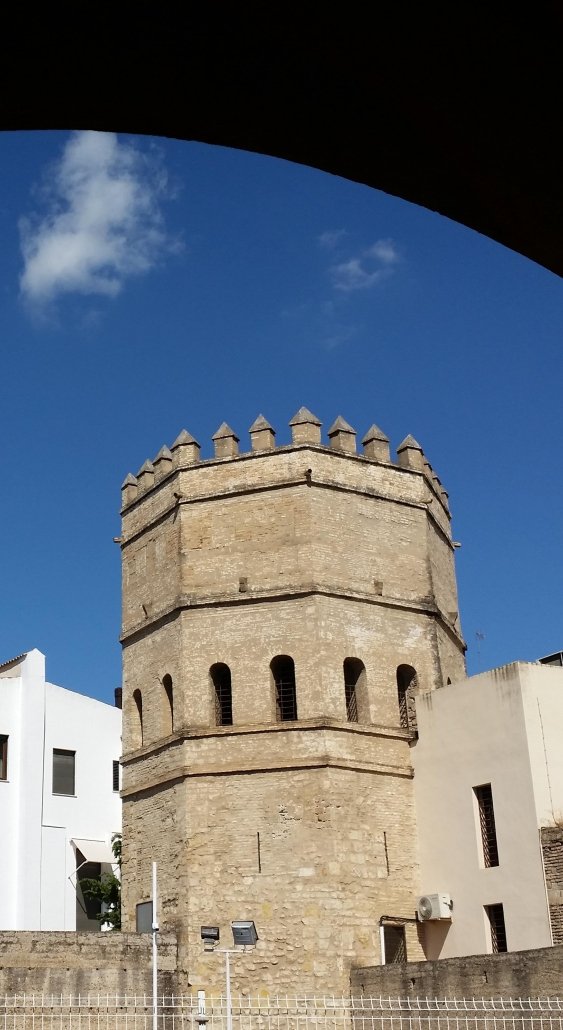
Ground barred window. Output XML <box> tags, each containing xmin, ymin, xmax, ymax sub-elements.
<box><xmin>474</xmin><ymin>783</ymin><xmax>499</xmax><ymax>867</ymax></box>
<box><xmin>112</xmin><ymin>760</ymin><xmax>120</xmax><ymax>792</ymax></box>
<box><xmin>485</xmin><ymin>903</ymin><xmax>507</xmax><ymax>952</ymax></box>
<box><xmin>383</xmin><ymin>923</ymin><xmax>407</xmax><ymax>963</ymax></box>
<box><xmin>210</xmin><ymin>663</ymin><xmax>233</xmax><ymax>726</ymax></box>
<box><xmin>343</xmin><ymin>658</ymin><xmax>366</xmax><ymax>722</ymax></box>
<box><xmin>397</xmin><ymin>664</ymin><xmax>418</xmax><ymax>731</ymax></box>
<box><xmin>271</xmin><ymin>656</ymin><xmax>297</xmax><ymax>722</ymax></box>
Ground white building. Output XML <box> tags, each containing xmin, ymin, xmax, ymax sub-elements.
<box><xmin>413</xmin><ymin>661</ymin><xmax>563</xmax><ymax>959</ymax></box>
<box><xmin>0</xmin><ymin>649</ymin><xmax>122</xmax><ymax>930</ymax></box>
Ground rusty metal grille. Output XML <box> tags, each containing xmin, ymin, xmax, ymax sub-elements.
<box><xmin>486</xmin><ymin>902</ymin><xmax>507</xmax><ymax>952</ymax></box>
<box><xmin>211</xmin><ymin>665</ymin><xmax>233</xmax><ymax>726</ymax></box>
<box><xmin>345</xmin><ymin>682</ymin><xmax>358</xmax><ymax>722</ymax></box>
<box><xmin>275</xmin><ymin>677</ymin><xmax>297</xmax><ymax>721</ymax></box>
<box><xmin>398</xmin><ymin>688</ymin><xmax>409</xmax><ymax>729</ymax></box>
<box><xmin>272</xmin><ymin>657</ymin><xmax>297</xmax><ymax>721</ymax></box>
<box><xmin>475</xmin><ymin>783</ymin><xmax>499</xmax><ymax>866</ymax></box>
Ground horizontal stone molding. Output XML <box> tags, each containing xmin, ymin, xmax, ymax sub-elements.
<box><xmin>121</xmin><ymin>716</ymin><xmax>415</xmax><ymax>765</ymax></box>
<box><xmin>121</xmin><ymin>752</ymin><xmax>414</xmax><ymax>799</ymax></box>
<box><xmin>121</xmin><ymin>583</ymin><xmax>465</xmax><ymax>649</ymax></box>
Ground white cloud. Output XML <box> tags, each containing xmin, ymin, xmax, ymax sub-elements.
<box><xmin>364</xmin><ymin>238</ymin><xmax>400</xmax><ymax>265</ymax></box>
<box><xmin>330</xmin><ymin>237</ymin><xmax>401</xmax><ymax>292</ymax></box>
<box><xmin>331</xmin><ymin>258</ymin><xmax>386</xmax><ymax>292</ymax></box>
<box><xmin>318</xmin><ymin>228</ymin><xmax>347</xmax><ymax>249</ymax></box>
<box><xmin>19</xmin><ymin>131</ymin><xmax>177</xmax><ymax>306</ymax></box>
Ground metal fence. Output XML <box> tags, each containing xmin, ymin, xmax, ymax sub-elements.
<box><xmin>1</xmin><ymin>996</ymin><xmax>563</xmax><ymax>1030</ymax></box>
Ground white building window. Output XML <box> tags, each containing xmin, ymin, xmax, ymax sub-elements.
<box><xmin>112</xmin><ymin>760</ymin><xmax>120</xmax><ymax>792</ymax></box>
<box><xmin>53</xmin><ymin>748</ymin><xmax>76</xmax><ymax>795</ymax></box>
<box><xmin>0</xmin><ymin>735</ymin><xmax>7</xmax><ymax>780</ymax></box>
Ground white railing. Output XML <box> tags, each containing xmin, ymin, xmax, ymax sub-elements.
<box><xmin>1</xmin><ymin>996</ymin><xmax>563</xmax><ymax>1030</ymax></box>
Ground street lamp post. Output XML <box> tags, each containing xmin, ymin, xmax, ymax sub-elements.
<box><xmin>200</xmin><ymin>921</ymin><xmax>258</xmax><ymax>1030</ymax></box>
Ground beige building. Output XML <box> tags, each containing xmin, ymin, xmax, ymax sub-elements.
<box><xmin>413</xmin><ymin>662</ymin><xmax>563</xmax><ymax>960</ymax></box>
<box><xmin>118</xmin><ymin>409</ymin><xmax>465</xmax><ymax>993</ymax></box>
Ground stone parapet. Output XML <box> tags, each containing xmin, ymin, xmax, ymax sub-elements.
<box><xmin>0</xmin><ymin>931</ymin><xmax>178</xmax><ymax>995</ymax></box>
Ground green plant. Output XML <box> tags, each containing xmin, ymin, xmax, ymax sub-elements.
<box><xmin>80</xmin><ymin>832</ymin><xmax>122</xmax><ymax>930</ymax></box>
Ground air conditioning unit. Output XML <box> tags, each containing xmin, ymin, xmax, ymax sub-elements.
<box><xmin>417</xmin><ymin>893</ymin><xmax>453</xmax><ymax>921</ymax></box>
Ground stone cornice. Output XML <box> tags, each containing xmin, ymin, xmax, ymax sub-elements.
<box><xmin>121</xmin><ymin>583</ymin><xmax>465</xmax><ymax>650</ymax></box>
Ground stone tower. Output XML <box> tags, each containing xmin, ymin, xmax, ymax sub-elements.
<box><xmin>119</xmin><ymin>410</ymin><xmax>465</xmax><ymax>993</ymax></box>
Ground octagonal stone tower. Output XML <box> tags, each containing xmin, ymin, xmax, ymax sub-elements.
<box><xmin>119</xmin><ymin>409</ymin><xmax>465</xmax><ymax>993</ymax></box>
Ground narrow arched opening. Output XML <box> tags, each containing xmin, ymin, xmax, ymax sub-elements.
<box><xmin>162</xmin><ymin>674</ymin><xmax>174</xmax><ymax>735</ymax></box>
<box><xmin>132</xmin><ymin>688</ymin><xmax>143</xmax><ymax>748</ymax></box>
<box><xmin>396</xmin><ymin>664</ymin><xmax>418</xmax><ymax>732</ymax></box>
<box><xmin>343</xmin><ymin>658</ymin><xmax>367</xmax><ymax>722</ymax></box>
<box><xmin>270</xmin><ymin>655</ymin><xmax>297</xmax><ymax>722</ymax></box>
<box><xmin>210</xmin><ymin>663</ymin><xmax>233</xmax><ymax>726</ymax></box>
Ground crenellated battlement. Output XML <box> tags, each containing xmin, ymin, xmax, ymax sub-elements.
<box><xmin>121</xmin><ymin>408</ymin><xmax>451</xmax><ymax>515</ymax></box>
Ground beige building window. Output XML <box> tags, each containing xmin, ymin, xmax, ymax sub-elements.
<box><xmin>485</xmin><ymin>903</ymin><xmax>507</xmax><ymax>952</ymax></box>
<box><xmin>53</xmin><ymin>748</ymin><xmax>76</xmax><ymax>795</ymax></box>
<box><xmin>271</xmin><ymin>655</ymin><xmax>297</xmax><ymax>721</ymax></box>
<box><xmin>474</xmin><ymin>783</ymin><xmax>499</xmax><ymax>866</ymax></box>
<box><xmin>0</xmin><ymin>735</ymin><xmax>7</xmax><ymax>780</ymax></box>
<box><xmin>210</xmin><ymin>663</ymin><xmax>233</xmax><ymax>726</ymax></box>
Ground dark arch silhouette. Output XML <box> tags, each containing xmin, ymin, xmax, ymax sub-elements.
<box><xmin>270</xmin><ymin>655</ymin><xmax>298</xmax><ymax>722</ymax></box>
<box><xmin>343</xmin><ymin>658</ymin><xmax>368</xmax><ymax>723</ymax></box>
<box><xmin>210</xmin><ymin>663</ymin><xmax>233</xmax><ymax>726</ymax></box>
<box><xmin>132</xmin><ymin>689</ymin><xmax>143</xmax><ymax>748</ymax></box>
<box><xmin>397</xmin><ymin>664</ymin><xmax>418</xmax><ymax>733</ymax></box>
<box><xmin>162</xmin><ymin>674</ymin><xmax>174</xmax><ymax>735</ymax></box>
<box><xmin>1</xmin><ymin>8</ymin><xmax>561</xmax><ymax>277</ymax></box>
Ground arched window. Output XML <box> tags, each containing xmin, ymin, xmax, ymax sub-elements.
<box><xmin>271</xmin><ymin>655</ymin><xmax>297</xmax><ymax>722</ymax></box>
<box><xmin>343</xmin><ymin>658</ymin><xmax>367</xmax><ymax>722</ymax></box>
<box><xmin>397</xmin><ymin>665</ymin><xmax>418</xmax><ymax>732</ymax></box>
<box><xmin>162</xmin><ymin>674</ymin><xmax>174</xmax><ymax>735</ymax></box>
<box><xmin>132</xmin><ymin>689</ymin><xmax>143</xmax><ymax>747</ymax></box>
<box><xmin>210</xmin><ymin>663</ymin><xmax>233</xmax><ymax>726</ymax></box>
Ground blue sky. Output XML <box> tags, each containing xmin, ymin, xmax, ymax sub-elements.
<box><xmin>0</xmin><ymin>130</ymin><xmax>561</xmax><ymax>703</ymax></box>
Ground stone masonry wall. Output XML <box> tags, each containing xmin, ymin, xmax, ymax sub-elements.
<box><xmin>182</xmin><ymin>764</ymin><xmax>423</xmax><ymax>993</ymax></box>
<box><xmin>541</xmin><ymin>826</ymin><xmax>563</xmax><ymax>945</ymax></box>
<box><xmin>119</xmin><ymin>415</ymin><xmax>466</xmax><ymax>995</ymax></box>
<box><xmin>351</xmin><ymin>944</ymin><xmax>563</xmax><ymax>997</ymax></box>
<box><xmin>0</xmin><ymin>932</ymin><xmax>178</xmax><ymax>995</ymax></box>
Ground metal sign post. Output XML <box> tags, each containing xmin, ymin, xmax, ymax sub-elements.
<box><xmin>224</xmin><ymin>950</ymin><xmax>232</xmax><ymax>1030</ymax></box>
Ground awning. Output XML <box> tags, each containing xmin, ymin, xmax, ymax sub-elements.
<box><xmin>71</xmin><ymin>838</ymin><xmax>114</xmax><ymax>864</ymax></box>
